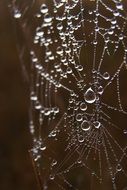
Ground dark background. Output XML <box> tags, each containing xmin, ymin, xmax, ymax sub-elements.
<box><xmin>0</xmin><ymin>1</ymin><xmax>38</xmax><ymax>189</ymax></box>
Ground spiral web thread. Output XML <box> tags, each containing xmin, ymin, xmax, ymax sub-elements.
<box><xmin>11</xmin><ymin>0</ymin><xmax>127</xmax><ymax>189</ymax></box>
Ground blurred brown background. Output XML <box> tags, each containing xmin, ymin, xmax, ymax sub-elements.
<box><xmin>0</xmin><ymin>1</ymin><xmax>37</xmax><ymax>189</ymax></box>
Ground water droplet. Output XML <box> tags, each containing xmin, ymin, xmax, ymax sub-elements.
<box><xmin>44</xmin><ymin>14</ymin><xmax>52</xmax><ymax>23</ymax></box>
<box><xmin>93</xmin><ymin>40</ymin><xmax>97</xmax><ymax>45</ymax></box>
<box><xmin>35</xmin><ymin>101</ymin><xmax>42</xmax><ymax>110</ymax></box>
<box><xmin>81</xmin><ymin>120</ymin><xmax>91</xmax><ymax>131</ymax></box>
<box><xmin>44</xmin><ymin>108</ymin><xmax>51</xmax><ymax>116</ymax></box>
<box><xmin>56</xmin><ymin>47</ymin><xmax>63</xmax><ymax>55</ymax></box>
<box><xmin>111</xmin><ymin>18</ymin><xmax>117</xmax><ymax>25</ymax></box>
<box><xmin>76</xmin><ymin>114</ymin><xmax>83</xmax><ymax>122</ymax></box>
<box><xmin>113</xmin><ymin>11</ymin><xmax>120</xmax><ymax>17</ymax></box>
<box><xmin>123</xmin><ymin>129</ymin><xmax>127</xmax><ymax>134</ymax></box>
<box><xmin>14</xmin><ymin>9</ymin><xmax>21</xmax><ymax>18</ymax></box>
<box><xmin>119</xmin><ymin>34</ymin><xmax>124</xmax><ymax>40</ymax></box>
<box><xmin>30</xmin><ymin>92</ymin><xmax>37</xmax><ymax>101</ymax></box>
<box><xmin>98</xmin><ymin>86</ymin><xmax>104</xmax><ymax>95</ymax></box>
<box><xmin>36</xmin><ymin>27</ymin><xmax>44</xmax><ymax>37</ymax></box>
<box><xmin>80</xmin><ymin>102</ymin><xmax>87</xmax><ymax>111</ymax></box>
<box><xmin>51</xmin><ymin>159</ymin><xmax>57</xmax><ymax>166</ymax></box>
<box><xmin>116</xmin><ymin>164</ymin><xmax>122</xmax><ymax>172</ymax></box>
<box><xmin>103</xmin><ymin>72</ymin><xmax>110</xmax><ymax>80</ymax></box>
<box><xmin>67</xmin><ymin>67</ymin><xmax>72</xmax><ymax>74</ymax></box>
<box><xmin>57</xmin><ymin>23</ymin><xmax>63</xmax><ymax>30</ymax></box>
<box><xmin>84</xmin><ymin>87</ymin><xmax>96</xmax><ymax>104</ymax></box>
<box><xmin>116</xmin><ymin>3</ymin><xmax>123</xmax><ymax>10</ymax></box>
<box><xmin>49</xmin><ymin>174</ymin><xmax>55</xmax><ymax>180</ymax></box>
<box><xmin>93</xmin><ymin>121</ymin><xmax>101</xmax><ymax>129</ymax></box>
<box><xmin>53</xmin><ymin>107</ymin><xmax>59</xmax><ymax>114</ymax></box>
<box><xmin>77</xmin><ymin>65</ymin><xmax>83</xmax><ymax>71</ymax></box>
<box><xmin>40</xmin><ymin>4</ymin><xmax>48</xmax><ymax>14</ymax></box>
<box><xmin>108</xmin><ymin>29</ymin><xmax>114</xmax><ymax>35</ymax></box>
<box><xmin>40</xmin><ymin>145</ymin><xmax>46</xmax><ymax>151</ymax></box>
<box><xmin>78</xmin><ymin>135</ymin><xmax>84</xmax><ymax>142</ymax></box>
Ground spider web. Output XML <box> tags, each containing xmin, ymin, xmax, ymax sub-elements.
<box><xmin>11</xmin><ymin>0</ymin><xmax>127</xmax><ymax>189</ymax></box>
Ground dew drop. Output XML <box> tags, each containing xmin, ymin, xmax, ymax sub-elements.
<box><xmin>93</xmin><ymin>121</ymin><xmax>101</xmax><ymax>129</ymax></box>
<box><xmin>84</xmin><ymin>87</ymin><xmax>96</xmax><ymax>104</ymax></box>
<box><xmin>80</xmin><ymin>102</ymin><xmax>87</xmax><ymax>111</ymax></box>
<box><xmin>123</xmin><ymin>129</ymin><xmax>127</xmax><ymax>134</ymax></box>
<box><xmin>51</xmin><ymin>159</ymin><xmax>57</xmax><ymax>166</ymax></box>
<box><xmin>81</xmin><ymin>120</ymin><xmax>91</xmax><ymax>131</ymax></box>
<box><xmin>98</xmin><ymin>86</ymin><xmax>104</xmax><ymax>95</ymax></box>
<box><xmin>113</xmin><ymin>11</ymin><xmax>120</xmax><ymax>17</ymax></box>
<box><xmin>14</xmin><ymin>9</ymin><xmax>21</xmax><ymax>18</ymax></box>
<box><xmin>116</xmin><ymin>3</ymin><xmax>123</xmax><ymax>10</ymax></box>
<box><xmin>44</xmin><ymin>14</ymin><xmax>52</xmax><ymax>23</ymax></box>
<box><xmin>103</xmin><ymin>72</ymin><xmax>110</xmax><ymax>80</ymax></box>
<box><xmin>49</xmin><ymin>174</ymin><xmax>55</xmax><ymax>180</ymax></box>
<box><xmin>76</xmin><ymin>114</ymin><xmax>83</xmax><ymax>122</ymax></box>
<box><xmin>40</xmin><ymin>4</ymin><xmax>48</xmax><ymax>14</ymax></box>
<box><xmin>56</xmin><ymin>47</ymin><xmax>63</xmax><ymax>54</ymax></box>
<box><xmin>78</xmin><ymin>135</ymin><xmax>84</xmax><ymax>142</ymax></box>
<box><xmin>116</xmin><ymin>164</ymin><xmax>122</xmax><ymax>172</ymax></box>
<box><xmin>53</xmin><ymin>107</ymin><xmax>59</xmax><ymax>114</ymax></box>
<box><xmin>30</xmin><ymin>92</ymin><xmax>38</xmax><ymax>101</ymax></box>
<box><xmin>36</xmin><ymin>27</ymin><xmax>44</xmax><ymax>37</ymax></box>
<box><xmin>44</xmin><ymin>108</ymin><xmax>51</xmax><ymax>116</ymax></box>
<box><xmin>40</xmin><ymin>145</ymin><xmax>46</xmax><ymax>151</ymax></box>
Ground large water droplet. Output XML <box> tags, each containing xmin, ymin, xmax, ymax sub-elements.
<box><xmin>84</xmin><ymin>87</ymin><xmax>96</xmax><ymax>104</ymax></box>
<box><xmin>81</xmin><ymin>120</ymin><xmax>91</xmax><ymax>131</ymax></box>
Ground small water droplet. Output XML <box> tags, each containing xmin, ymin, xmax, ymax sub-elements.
<box><xmin>49</xmin><ymin>174</ymin><xmax>55</xmax><ymax>180</ymax></box>
<box><xmin>113</xmin><ymin>11</ymin><xmax>120</xmax><ymax>17</ymax></box>
<box><xmin>81</xmin><ymin>120</ymin><xmax>91</xmax><ymax>131</ymax></box>
<box><xmin>44</xmin><ymin>14</ymin><xmax>52</xmax><ymax>23</ymax></box>
<box><xmin>56</xmin><ymin>46</ymin><xmax>63</xmax><ymax>55</ymax></box>
<box><xmin>116</xmin><ymin>164</ymin><xmax>122</xmax><ymax>172</ymax></box>
<box><xmin>123</xmin><ymin>129</ymin><xmax>127</xmax><ymax>134</ymax></box>
<box><xmin>103</xmin><ymin>72</ymin><xmax>110</xmax><ymax>80</ymax></box>
<box><xmin>98</xmin><ymin>86</ymin><xmax>104</xmax><ymax>95</ymax></box>
<box><xmin>51</xmin><ymin>159</ymin><xmax>57</xmax><ymax>166</ymax></box>
<box><xmin>93</xmin><ymin>121</ymin><xmax>101</xmax><ymax>129</ymax></box>
<box><xmin>44</xmin><ymin>108</ymin><xmax>51</xmax><ymax>116</ymax></box>
<box><xmin>30</xmin><ymin>92</ymin><xmax>38</xmax><ymax>101</ymax></box>
<box><xmin>116</xmin><ymin>3</ymin><xmax>123</xmax><ymax>10</ymax></box>
<box><xmin>78</xmin><ymin>135</ymin><xmax>84</xmax><ymax>142</ymax></box>
<box><xmin>14</xmin><ymin>9</ymin><xmax>21</xmax><ymax>18</ymax></box>
<box><xmin>80</xmin><ymin>102</ymin><xmax>87</xmax><ymax>111</ymax></box>
<box><xmin>40</xmin><ymin>145</ymin><xmax>46</xmax><ymax>151</ymax></box>
<box><xmin>76</xmin><ymin>114</ymin><xmax>83</xmax><ymax>122</ymax></box>
<box><xmin>40</xmin><ymin>4</ymin><xmax>48</xmax><ymax>14</ymax></box>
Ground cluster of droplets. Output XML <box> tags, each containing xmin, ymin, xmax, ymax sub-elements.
<box><xmin>12</xmin><ymin>0</ymin><xmax>127</xmax><ymax>189</ymax></box>
<box><xmin>86</xmin><ymin>0</ymin><xmax>127</xmax><ymax>55</ymax></box>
